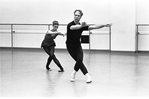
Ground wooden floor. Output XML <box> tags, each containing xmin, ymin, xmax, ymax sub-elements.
<box><xmin>0</xmin><ymin>48</ymin><xmax>149</xmax><ymax>97</ymax></box>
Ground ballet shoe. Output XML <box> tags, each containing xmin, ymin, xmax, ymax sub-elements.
<box><xmin>49</xmin><ymin>68</ymin><xmax>52</xmax><ymax>71</ymax></box>
<box><xmin>86</xmin><ymin>77</ymin><xmax>92</xmax><ymax>83</ymax></box>
<box><xmin>58</xmin><ymin>69</ymin><xmax>64</xmax><ymax>72</ymax></box>
<box><xmin>70</xmin><ymin>72</ymin><xmax>75</xmax><ymax>82</ymax></box>
<box><xmin>70</xmin><ymin>78</ymin><xmax>75</xmax><ymax>82</ymax></box>
<box><xmin>46</xmin><ymin>67</ymin><xmax>52</xmax><ymax>71</ymax></box>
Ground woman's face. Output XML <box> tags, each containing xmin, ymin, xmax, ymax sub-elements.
<box><xmin>74</xmin><ymin>11</ymin><xmax>82</xmax><ymax>23</ymax></box>
<box><xmin>52</xmin><ymin>25</ymin><xmax>59</xmax><ymax>31</ymax></box>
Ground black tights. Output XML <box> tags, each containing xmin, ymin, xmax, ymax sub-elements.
<box><xmin>66</xmin><ymin>44</ymin><xmax>88</xmax><ymax>75</ymax></box>
<box><xmin>43</xmin><ymin>46</ymin><xmax>63</xmax><ymax>70</ymax></box>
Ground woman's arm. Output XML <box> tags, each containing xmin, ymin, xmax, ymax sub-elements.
<box><xmin>46</xmin><ymin>30</ymin><xmax>64</xmax><ymax>39</ymax></box>
<box><xmin>47</xmin><ymin>31</ymin><xmax>63</xmax><ymax>35</ymax></box>
<box><xmin>49</xmin><ymin>31</ymin><xmax>64</xmax><ymax>39</ymax></box>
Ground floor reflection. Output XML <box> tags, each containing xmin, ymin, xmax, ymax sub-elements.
<box><xmin>0</xmin><ymin>48</ymin><xmax>149</xmax><ymax>97</ymax></box>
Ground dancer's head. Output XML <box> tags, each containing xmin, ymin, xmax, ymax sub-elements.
<box><xmin>52</xmin><ymin>20</ymin><xmax>59</xmax><ymax>31</ymax></box>
<box><xmin>74</xmin><ymin>9</ymin><xmax>83</xmax><ymax>23</ymax></box>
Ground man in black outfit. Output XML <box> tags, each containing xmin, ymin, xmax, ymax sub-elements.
<box><xmin>66</xmin><ymin>9</ymin><xmax>111</xmax><ymax>83</ymax></box>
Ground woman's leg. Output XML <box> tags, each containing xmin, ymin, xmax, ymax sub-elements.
<box><xmin>43</xmin><ymin>47</ymin><xmax>52</xmax><ymax>70</ymax></box>
<box><xmin>50</xmin><ymin>46</ymin><xmax>64</xmax><ymax>72</ymax></box>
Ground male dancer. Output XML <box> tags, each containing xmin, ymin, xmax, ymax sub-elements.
<box><xmin>66</xmin><ymin>9</ymin><xmax>111</xmax><ymax>83</ymax></box>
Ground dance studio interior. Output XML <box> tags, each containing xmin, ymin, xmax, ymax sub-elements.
<box><xmin>0</xmin><ymin>0</ymin><xmax>149</xmax><ymax>98</ymax></box>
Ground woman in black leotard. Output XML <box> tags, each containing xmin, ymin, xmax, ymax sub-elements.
<box><xmin>41</xmin><ymin>20</ymin><xmax>64</xmax><ymax>72</ymax></box>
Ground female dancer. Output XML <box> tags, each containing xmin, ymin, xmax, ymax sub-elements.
<box><xmin>41</xmin><ymin>20</ymin><xmax>64</xmax><ymax>72</ymax></box>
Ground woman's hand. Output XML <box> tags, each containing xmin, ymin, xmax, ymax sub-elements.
<box><xmin>60</xmin><ymin>33</ymin><xmax>65</xmax><ymax>37</ymax></box>
<box><xmin>105</xmin><ymin>23</ymin><xmax>112</xmax><ymax>27</ymax></box>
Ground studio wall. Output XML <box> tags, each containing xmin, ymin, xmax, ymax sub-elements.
<box><xmin>0</xmin><ymin>0</ymin><xmax>149</xmax><ymax>51</ymax></box>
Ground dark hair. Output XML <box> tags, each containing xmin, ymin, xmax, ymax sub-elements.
<box><xmin>52</xmin><ymin>20</ymin><xmax>59</xmax><ymax>26</ymax></box>
<box><xmin>74</xmin><ymin>9</ymin><xmax>83</xmax><ymax>16</ymax></box>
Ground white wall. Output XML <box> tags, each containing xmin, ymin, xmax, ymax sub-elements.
<box><xmin>136</xmin><ymin>0</ymin><xmax>149</xmax><ymax>51</ymax></box>
<box><xmin>136</xmin><ymin>0</ymin><xmax>149</xmax><ymax>24</ymax></box>
<box><xmin>111</xmin><ymin>0</ymin><xmax>136</xmax><ymax>51</ymax></box>
<box><xmin>0</xmin><ymin>0</ymin><xmax>111</xmax><ymax>24</ymax></box>
<box><xmin>0</xmin><ymin>0</ymin><xmax>111</xmax><ymax>49</ymax></box>
<box><xmin>0</xmin><ymin>25</ymin><xmax>12</xmax><ymax>47</ymax></box>
<box><xmin>0</xmin><ymin>0</ymin><xmax>149</xmax><ymax>51</ymax></box>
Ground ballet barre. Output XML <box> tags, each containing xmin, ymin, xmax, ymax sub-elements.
<box><xmin>0</xmin><ymin>23</ymin><xmax>111</xmax><ymax>51</ymax></box>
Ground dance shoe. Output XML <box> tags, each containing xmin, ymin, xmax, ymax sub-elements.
<box><xmin>70</xmin><ymin>73</ymin><xmax>75</xmax><ymax>82</ymax></box>
<box><xmin>86</xmin><ymin>77</ymin><xmax>92</xmax><ymax>83</ymax></box>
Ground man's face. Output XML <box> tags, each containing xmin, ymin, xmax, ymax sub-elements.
<box><xmin>74</xmin><ymin>11</ymin><xmax>82</xmax><ymax>23</ymax></box>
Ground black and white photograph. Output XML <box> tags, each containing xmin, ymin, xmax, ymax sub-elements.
<box><xmin>0</xmin><ymin>0</ymin><xmax>149</xmax><ymax>98</ymax></box>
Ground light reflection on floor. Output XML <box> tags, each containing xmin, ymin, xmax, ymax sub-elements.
<box><xmin>1</xmin><ymin>48</ymin><xmax>149</xmax><ymax>97</ymax></box>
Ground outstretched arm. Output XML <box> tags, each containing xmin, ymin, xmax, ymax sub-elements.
<box><xmin>70</xmin><ymin>22</ymin><xmax>112</xmax><ymax>31</ymax></box>
<box><xmin>70</xmin><ymin>25</ymin><xmax>82</xmax><ymax>30</ymax></box>
<box><xmin>51</xmin><ymin>32</ymin><xmax>64</xmax><ymax>39</ymax></box>
<box><xmin>47</xmin><ymin>31</ymin><xmax>64</xmax><ymax>39</ymax></box>
<box><xmin>70</xmin><ymin>22</ymin><xmax>88</xmax><ymax>30</ymax></box>
<box><xmin>88</xmin><ymin>24</ymin><xmax>112</xmax><ymax>30</ymax></box>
